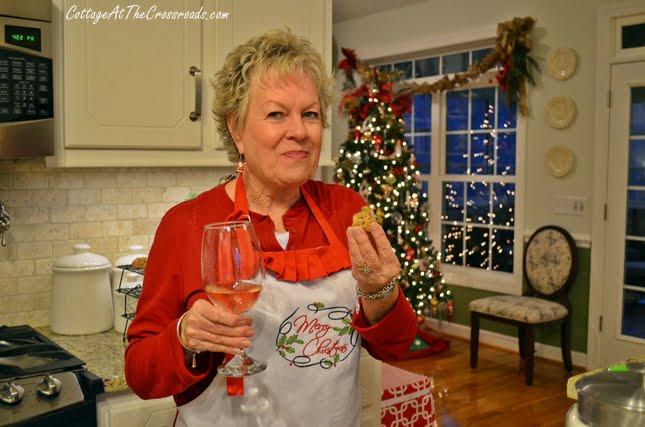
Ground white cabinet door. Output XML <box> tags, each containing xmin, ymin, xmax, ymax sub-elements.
<box><xmin>62</xmin><ymin>0</ymin><xmax>202</xmax><ymax>151</ymax></box>
<box><xmin>359</xmin><ymin>350</ymin><xmax>382</xmax><ymax>427</ymax></box>
<box><xmin>97</xmin><ymin>391</ymin><xmax>176</xmax><ymax>427</ymax></box>
<box><xmin>50</xmin><ymin>0</ymin><xmax>332</xmax><ymax>167</ymax></box>
<box><xmin>212</xmin><ymin>0</ymin><xmax>327</xmax><ymax>52</ymax></box>
<box><xmin>208</xmin><ymin>0</ymin><xmax>334</xmax><ymax>165</ymax></box>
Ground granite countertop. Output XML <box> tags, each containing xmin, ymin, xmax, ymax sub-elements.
<box><xmin>566</xmin><ymin>355</ymin><xmax>645</xmax><ymax>400</ymax></box>
<box><xmin>37</xmin><ymin>326</ymin><xmax>129</xmax><ymax>394</ymax></box>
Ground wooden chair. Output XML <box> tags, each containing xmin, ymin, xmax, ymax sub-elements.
<box><xmin>469</xmin><ymin>225</ymin><xmax>577</xmax><ymax>385</ymax></box>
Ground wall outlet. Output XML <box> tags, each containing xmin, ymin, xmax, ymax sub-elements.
<box><xmin>553</xmin><ymin>195</ymin><xmax>587</xmax><ymax>216</ymax></box>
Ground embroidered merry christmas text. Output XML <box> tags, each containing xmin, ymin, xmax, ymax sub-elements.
<box><xmin>276</xmin><ymin>302</ymin><xmax>359</xmax><ymax>368</ymax></box>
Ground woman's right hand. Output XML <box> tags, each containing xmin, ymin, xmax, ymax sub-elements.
<box><xmin>178</xmin><ymin>299</ymin><xmax>254</xmax><ymax>356</ymax></box>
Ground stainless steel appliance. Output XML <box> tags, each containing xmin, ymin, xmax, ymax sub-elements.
<box><xmin>566</xmin><ymin>360</ymin><xmax>645</xmax><ymax>426</ymax></box>
<box><xmin>0</xmin><ymin>325</ymin><xmax>103</xmax><ymax>426</ymax></box>
<box><xmin>0</xmin><ymin>0</ymin><xmax>54</xmax><ymax>159</ymax></box>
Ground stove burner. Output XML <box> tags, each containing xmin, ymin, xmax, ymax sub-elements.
<box><xmin>0</xmin><ymin>325</ymin><xmax>85</xmax><ymax>379</ymax></box>
<box><xmin>0</xmin><ymin>325</ymin><xmax>103</xmax><ymax>427</ymax></box>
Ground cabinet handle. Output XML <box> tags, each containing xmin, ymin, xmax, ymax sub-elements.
<box><xmin>189</xmin><ymin>66</ymin><xmax>202</xmax><ymax>121</ymax></box>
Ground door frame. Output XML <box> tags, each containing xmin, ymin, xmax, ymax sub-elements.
<box><xmin>588</xmin><ymin>0</ymin><xmax>645</xmax><ymax>370</ymax></box>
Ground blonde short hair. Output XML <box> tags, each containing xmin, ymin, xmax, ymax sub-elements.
<box><xmin>212</xmin><ymin>29</ymin><xmax>334</xmax><ymax>163</ymax></box>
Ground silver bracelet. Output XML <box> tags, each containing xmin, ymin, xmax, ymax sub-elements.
<box><xmin>356</xmin><ymin>276</ymin><xmax>398</xmax><ymax>300</ymax></box>
<box><xmin>176</xmin><ymin>311</ymin><xmax>202</xmax><ymax>369</ymax></box>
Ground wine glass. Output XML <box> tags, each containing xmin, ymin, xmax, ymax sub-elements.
<box><xmin>201</xmin><ymin>220</ymin><xmax>267</xmax><ymax>376</ymax></box>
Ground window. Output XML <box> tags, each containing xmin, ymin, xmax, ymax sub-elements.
<box><xmin>377</xmin><ymin>46</ymin><xmax>523</xmax><ymax>293</ymax></box>
<box><xmin>615</xmin><ymin>13</ymin><xmax>645</xmax><ymax>58</ymax></box>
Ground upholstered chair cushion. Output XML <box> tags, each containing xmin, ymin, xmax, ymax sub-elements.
<box><xmin>469</xmin><ymin>295</ymin><xmax>568</xmax><ymax>324</ymax></box>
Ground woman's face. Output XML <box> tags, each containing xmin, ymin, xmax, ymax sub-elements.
<box><xmin>229</xmin><ymin>71</ymin><xmax>322</xmax><ymax>192</ymax></box>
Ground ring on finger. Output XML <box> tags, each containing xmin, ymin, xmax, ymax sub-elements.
<box><xmin>357</xmin><ymin>263</ymin><xmax>372</xmax><ymax>274</ymax></box>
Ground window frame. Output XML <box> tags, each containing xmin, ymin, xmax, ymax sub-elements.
<box><xmin>432</xmin><ymin>73</ymin><xmax>525</xmax><ymax>295</ymax></box>
<box><xmin>614</xmin><ymin>13</ymin><xmax>645</xmax><ymax>59</ymax></box>
<box><xmin>376</xmin><ymin>55</ymin><xmax>525</xmax><ymax>295</ymax></box>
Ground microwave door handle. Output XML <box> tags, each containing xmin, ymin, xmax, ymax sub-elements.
<box><xmin>189</xmin><ymin>66</ymin><xmax>202</xmax><ymax>121</ymax></box>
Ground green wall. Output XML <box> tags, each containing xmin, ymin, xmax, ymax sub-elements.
<box><xmin>448</xmin><ymin>247</ymin><xmax>590</xmax><ymax>353</ymax></box>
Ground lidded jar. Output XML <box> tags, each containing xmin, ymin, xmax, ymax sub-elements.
<box><xmin>51</xmin><ymin>243</ymin><xmax>113</xmax><ymax>335</ymax></box>
<box><xmin>111</xmin><ymin>244</ymin><xmax>147</xmax><ymax>291</ymax></box>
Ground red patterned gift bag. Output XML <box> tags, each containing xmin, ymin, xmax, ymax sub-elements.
<box><xmin>380</xmin><ymin>363</ymin><xmax>436</xmax><ymax>427</ymax></box>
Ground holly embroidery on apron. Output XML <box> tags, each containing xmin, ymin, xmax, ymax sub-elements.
<box><xmin>276</xmin><ymin>302</ymin><xmax>358</xmax><ymax>368</ymax></box>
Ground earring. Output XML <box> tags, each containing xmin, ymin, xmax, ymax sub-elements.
<box><xmin>236</xmin><ymin>155</ymin><xmax>246</xmax><ymax>174</ymax></box>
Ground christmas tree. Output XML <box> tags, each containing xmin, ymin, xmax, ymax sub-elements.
<box><xmin>335</xmin><ymin>48</ymin><xmax>453</xmax><ymax>324</ymax></box>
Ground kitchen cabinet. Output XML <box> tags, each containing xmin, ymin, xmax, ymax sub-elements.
<box><xmin>96</xmin><ymin>390</ymin><xmax>176</xmax><ymax>427</ymax></box>
<box><xmin>95</xmin><ymin>351</ymin><xmax>379</xmax><ymax>426</ymax></box>
<box><xmin>359</xmin><ymin>350</ymin><xmax>383</xmax><ymax>427</ymax></box>
<box><xmin>48</xmin><ymin>0</ymin><xmax>333</xmax><ymax>167</ymax></box>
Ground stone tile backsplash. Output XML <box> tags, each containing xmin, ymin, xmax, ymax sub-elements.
<box><xmin>0</xmin><ymin>159</ymin><xmax>234</xmax><ymax>327</ymax></box>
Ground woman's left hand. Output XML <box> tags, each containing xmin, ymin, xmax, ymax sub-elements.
<box><xmin>347</xmin><ymin>221</ymin><xmax>401</xmax><ymax>294</ymax></box>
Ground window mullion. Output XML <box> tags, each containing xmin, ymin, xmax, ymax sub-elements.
<box><xmin>488</xmin><ymin>181</ymin><xmax>494</xmax><ymax>270</ymax></box>
<box><xmin>432</xmin><ymin>91</ymin><xmax>444</xmax><ymax>266</ymax></box>
<box><xmin>463</xmin><ymin>89</ymin><xmax>473</xmax><ymax>267</ymax></box>
<box><xmin>488</xmin><ymin>90</ymin><xmax>498</xmax><ymax>270</ymax></box>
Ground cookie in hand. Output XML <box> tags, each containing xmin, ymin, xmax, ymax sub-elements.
<box><xmin>352</xmin><ymin>206</ymin><xmax>374</xmax><ymax>231</ymax></box>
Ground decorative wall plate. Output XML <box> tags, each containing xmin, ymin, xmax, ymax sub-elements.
<box><xmin>546</xmin><ymin>96</ymin><xmax>576</xmax><ymax>129</ymax></box>
<box><xmin>545</xmin><ymin>145</ymin><xmax>575</xmax><ymax>178</ymax></box>
<box><xmin>547</xmin><ymin>47</ymin><xmax>577</xmax><ymax>80</ymax></box>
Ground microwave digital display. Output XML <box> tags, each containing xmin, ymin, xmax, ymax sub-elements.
<box><xmin>4</xmin><ymin>25</ymin><xmax>41</xmax><ymax>52</ymax></box>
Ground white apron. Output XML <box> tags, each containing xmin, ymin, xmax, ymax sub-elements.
<box><xmin>176</xmin><ymin>178</ymin><xmax>362</xmax><ymax>426</ymax></box>
<box><xmin>176</xmin><ymin>270</ymin><xmax>362</xmax><ymax>427</ymax></box>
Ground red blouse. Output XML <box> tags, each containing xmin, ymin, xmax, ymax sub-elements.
<box><xmin>124</xmin><ymin>180</ymin><xmax>417</xmax><ymax>405</ymax></box>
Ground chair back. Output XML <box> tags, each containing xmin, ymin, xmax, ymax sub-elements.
<box><xmin>523</xmin><ymin>225</ymin><xmax>577</xmax><ymax>301</ymax></box>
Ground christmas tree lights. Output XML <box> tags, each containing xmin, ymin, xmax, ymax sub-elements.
<box><xmin>336</xmin><ymin>49</ymin><xmax>453</xmax><ymax>321</ymax></box>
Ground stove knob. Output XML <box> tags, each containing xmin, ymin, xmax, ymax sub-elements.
<box><xmin>0</xmin><ymin>382</ymin><xmax>24</xmax><ymax>405</ymax></box>
<box><xmin>37</xmin><ymin>375</ymin><xmax>62</xmax><ymax>397</ymax></box>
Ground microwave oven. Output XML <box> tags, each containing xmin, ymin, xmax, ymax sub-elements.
<box><xmin>0</xmin><ymin>0</ymin><xmax>53</xmax><ymax>159</ymax></box>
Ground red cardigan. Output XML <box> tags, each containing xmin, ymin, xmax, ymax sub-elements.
<box><xmin>124</xmin><ymin>180</ymin><xmax>417</xmax><ymax>405</ymax></box>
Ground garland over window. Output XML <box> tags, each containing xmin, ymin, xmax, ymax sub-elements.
<box><xmin>339</xmin><ymin>17</ymin><xmax>540</xmax><ymax>116</ymax></box>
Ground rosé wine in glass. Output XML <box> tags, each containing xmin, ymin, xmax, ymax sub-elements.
<box><xmin>202</xmin><ymin>221</ymin><xmax>266</xmax><ymax>377</ymax></box>
<box><xmin>205</xmin><ymin>282</ymin><xmax>263</xmax><ymax>315</ymax></box>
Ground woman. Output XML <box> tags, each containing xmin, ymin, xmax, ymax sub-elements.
<box><xmin>125</xmin><ymin>29</ymin><xmax>417</xmax><ymax>427</ymax></box>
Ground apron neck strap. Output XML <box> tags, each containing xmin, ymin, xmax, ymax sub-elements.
<box><xmin>227</xmin><ymin>175</ymin><xmax>343</xmax><ymax>248</ymax></box>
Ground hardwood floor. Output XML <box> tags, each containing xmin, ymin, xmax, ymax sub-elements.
<box><xmin>389</xmin><ymin>335</ymin><xmax>585</xmax><ymax>427</ymax></box>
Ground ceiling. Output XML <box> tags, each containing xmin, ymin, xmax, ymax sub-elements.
<box><xmin>332</xmin><ymin>0</ymin><xmax>428</xmax><ymax>23</ymax></box>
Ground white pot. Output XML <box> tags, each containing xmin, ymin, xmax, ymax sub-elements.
<box><xmin>113</xmin><ymin>272</ymin><xmax>141</xmax><ymax>334</ymax></box>
<box><xmin>111</xmin><ymin>244</ymin><xmax>147</xmax><ymax>291</ymax></box>
<box><xmin>51</xmin><ymin>243</ymin><xmax>113</xmax><ymax>335</ymax></box>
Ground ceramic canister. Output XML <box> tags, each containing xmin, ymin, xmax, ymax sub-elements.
<box><xmin>51</xmin><ymin>243</ymin><xmax>113</xmax><ymax>335</ymax></box>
